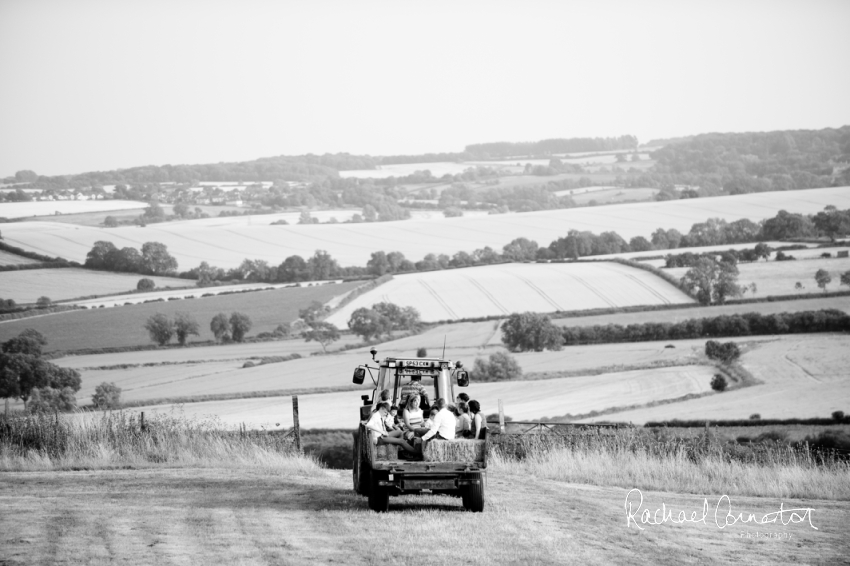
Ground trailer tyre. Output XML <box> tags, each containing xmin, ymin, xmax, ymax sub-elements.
<box><xmin>368</xmin><ymin>473</ymin><xmax>389</xmax><ymax>512</ymax></box>
<box><xmin>461</xmin><ymin>472</ymin><xmax>484</xmax><ymax>512</ymax></box>
<box><xmin>353</xmin><ymin>434</ymin><xmax>370</xmax><ymax>496</ymax></box>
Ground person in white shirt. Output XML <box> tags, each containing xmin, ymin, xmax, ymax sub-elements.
<box><xmin>421</xmin><ymin>398</ymin><xmax>456</xmax><ymax>442</ymax></box>
<box><xmin>366</xmin><ymin>402</ymin><xmax>415</xmax><ymax>452</ymax></box>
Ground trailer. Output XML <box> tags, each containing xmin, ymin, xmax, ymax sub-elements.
<box><xmin>351</xmin><ymin>348</ymin><xmax>487</xmax><ymax>512</ymax></box>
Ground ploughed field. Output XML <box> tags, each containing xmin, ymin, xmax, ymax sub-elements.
<box><xmin>0</xmin><ymin>281</ymin><xmax>362</xmax><ymax>351</ymax></box>
<box><xmin>2</xmin><ymin>187</ymin><xmax>848</xmax><ymax>268</ymax></box>
<box><xmin>0</xmin><ymin>268</ymin><xmax>192</xmax><ymax>304</ymax></box>
<box><xmin>325</xmin><ymin>262</ymin><xmax>695</xmax><ymax>325</ymax></box>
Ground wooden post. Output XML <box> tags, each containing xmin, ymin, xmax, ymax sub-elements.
<box><xmin>4</xmin><ymin>398</ymin><xmax>8</xmax><ymax>421</ymax></box>
<box><xmin>140</xmin><ymin>411</ymin><xmax>145</xmax><ymax>432</ymax></box>
<box><xmin>292</xmin><ymin>395</ymin><xmax>302</xmax><ymax>452</ymax></box>
<box><xmin>498</xmin><ymin>399</ymin><xmax>506</xmax><ymax>434</ymax></box>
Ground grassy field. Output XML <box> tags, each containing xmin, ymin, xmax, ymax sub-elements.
<box><xmin>1</xmin><ymin>458</ymin><xmax>846</xmax><ymax>564</ymax></box>
<box><xmin>0</xmin><ymin>249</ymin><xmax>40</xmax><ymax>266</ymax></box>
<box><xmin>65</xmin><ymin>280</ymin><xmax>338</xmax><ymax>308</ymax></box>
<box><xmin>3</xmin><ymin>187</ymin><xmax>848</xmax><ymax>268</ymax></box>
<box><xmin>0</xmin><ymin>281</ymin><xmax>361</xmax><ymax>351</ymax></box>
<box><xmin>0</xmin><ymin>199</ymin><xmax>147</xmax><ymax>218</ymax></box>
<box><xmin>0</xmin><ymin>268</ymin><xmax>192</xmax><ymax>303</ymax></box>
<box><xmin>550</xmin><ymin>295</ymin><xmax>850</xmax><ymax>328</ymax></box>
<box><xmin>583</xmin><ymin>333</ymin><xmax>850</xmax><ymax>423</ymax></box>
<box><xmin>668</xmin><ymin>257</ymin><xmax>850</xmax><ymax>297</ymax></box>
<box><xmin>325</xmin><ymin>262</ymin><xmax>694</xmax><ymax>325</ymax></box>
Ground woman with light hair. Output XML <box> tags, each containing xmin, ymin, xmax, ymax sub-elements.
<box><xmin>402</xmin><ymin>394</ymin><xmax>425</xmax><ymax>440</ymax></box>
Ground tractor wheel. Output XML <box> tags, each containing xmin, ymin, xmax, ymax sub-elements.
<box><xmin>461</xmin><ymin>472</ymin><xmax>484</xmax><ymax>512</ymax></box>
<box><xmin>368</xmin><ymin>472</ymin><xmax>389</xmax><ymax>512</ymax></box>
<box><xmin>352</xmin><ymin>436</ymin><xmax>361</xmax><ymax>494</ymax></box>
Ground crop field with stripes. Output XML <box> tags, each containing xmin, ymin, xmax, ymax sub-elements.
<box><xmin>325</xmin><ymin>261</ymin><xmax>693</xmax><ymax>324</ymax></box>
<box><xmin>1</xmin><ymin>187</ymin><xmax>847</xmax><ymax>269</ymax></box>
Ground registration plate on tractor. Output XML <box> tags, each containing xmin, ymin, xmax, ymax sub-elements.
<box><xmin>403</xmin><ymin>479</ymin><xmax>456</xmax><ymax>490</ymax></box>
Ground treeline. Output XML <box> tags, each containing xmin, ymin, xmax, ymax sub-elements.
<box><xmin>651</xmin><ymin>126</ymin><xmax>850</xmax><ymax>193</ymax></box>
<box><xmin>464</xmin><ymin>136</ymin><xmax>638</xmax><ymax>158</ymax></box>
<box><xmin>2</xmin><ymin>154</ymin><xmax>379</xmax><ymax>191</ymax></box>
<box><xmin>80</xmin><ymin>205</ymin><xmax>849</xmax><ymax>284</ymax></box>
<box><xmin>85</xmin><ymin>241</ymin><xmax>178</xmax><ymax>275</ymax></box>
<box><xmin>560</xmin><ymin>309</ymin><xmax>850</xmax><ymax>345</ymax></box>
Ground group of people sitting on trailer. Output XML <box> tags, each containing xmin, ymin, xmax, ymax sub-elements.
<box><xmin>365</xmin><ymin>377</ymin><xmax>487</xmax><ymax>455</ymax></box>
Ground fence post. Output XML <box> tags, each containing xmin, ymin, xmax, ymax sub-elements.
<box><xmin>292</xmin><ymin>395</ymin><xmax>302</xmax><ymax>452</ymax></box>
<box><xmin>497</xmin><ymin>399</ymin><xmax>505</xmax><ymax>435</ymax></box>
<box><xmin>140</xmin><ymin>411</ymin><xmax>145</xmax><ymax>432</ymax></box>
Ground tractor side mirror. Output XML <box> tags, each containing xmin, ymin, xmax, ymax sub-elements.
<box><xmin>352</xmin><ymin>367</ymin><xmax>366</xmax><ymax>385</ymax></box>
<box><xmin>457</xmin><ymin>370</ymin><xmax>469</xmax><ymax>387</ymax></box>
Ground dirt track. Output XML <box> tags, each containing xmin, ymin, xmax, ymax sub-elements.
<box><xmin>1</xmin><ymin>467</ymin><xmax>847</xmax><ymax>565</ymax></box>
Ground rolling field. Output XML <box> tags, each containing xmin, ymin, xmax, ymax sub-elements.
<box><xmin>585</xmin><ymin>241</ymin><xmax>815</xmax><ymax>261</ymax></box>
<box><xmin>2</xmin><ymin>187</ymin><xmax>848</xmax><ymax>268</ymax></box>
<box><xmin>0</xmin><ymin>199</ymin><xmax>148</xmax><ymax>218</ymax></box>
<box><xmin>583</xmin><ymin>334</ymin><xmax>850</xmax><ymax>424</ymax></box>
<box><xmin>0</xmin><ymin>281</ymin><xmax>362</xmax><ymax>352</ymax></box>
<box><xmin>0</xmin><ymin>268</ymin><xmax>192</xmax><ymax>303</ymax></box>
<box><xmin>65</xmin><ymin>280</ymin><xmax>340</xmax><ymax>308</ymax></box>
<box><xmin>325</xmin><ymin>262</ymin><xmax>694</xmax><ymax>324</ymax></box>
<box><xmin>668</xmin><ymin>257</ymin><xmax>850</xmax><ymax>297</ymax></box>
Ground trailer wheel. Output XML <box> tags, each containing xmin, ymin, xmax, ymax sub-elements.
<box><xmin>353</xmin><ymin>434</ymin><xmax>370</xmax><ymax>496</ymax></box>
<box><xmin>368</xmin><ymin>473</ymin><xmax>389</xmax><ymax>512</ymax></box>
<box><xmin>461</xmin><ymin>472</ymin><xmax>484</xmax><ymax>512</ymax></box>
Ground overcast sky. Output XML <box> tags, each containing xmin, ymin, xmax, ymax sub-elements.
<box><xmin>1</xmin><ymin>0</ymin><xmax>849</xmax><ymax>177</ymax></box>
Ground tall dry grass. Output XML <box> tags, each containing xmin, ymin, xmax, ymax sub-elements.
<box><xmin>0</xmin><ymin>411</ymin><xmax>321</xmax><ymax>473</ymax></box>
<box><xmin>490</xmin><ymin>428</ymin><xmax>850</xmax><ymax>500</ymax></box>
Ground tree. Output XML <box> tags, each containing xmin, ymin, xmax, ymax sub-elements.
<box><xmin>104</xmin><ymin>216</ymin><xmax>118</xmax><ymax>227</ymax></box>
<box><xmin>210</xmin><ymin>313</ymin><xmax>230</xmax><ymax>342</ymax></box>
<box><xmin>302</xmin><ymin>321</ymin><xmax>340</xmax><ymax>353</ymax></box>
<box><xmin>85</xmin><ymin>240</ymin><xmax>119</xmax><ymax>269</ymax></box>
<box><xmin>137</xmin><ymin>278</ymin><xmax>156</xmax><ymax>291</ymax></box>
<box><xmin>629</xmin><ymin>236</ymin><xmax>653</xmax><ymax>252</ymax></box>
<box><xmin>299</xmin><ymin>301</ymin><xmax>328</xmax><ymax>324</ymax></box>
<box><xmin>443</xmin><ymin>207</ymin><xmax>463</xmax><ymax>218</ymax></box>
<box><xmin>501</xmin><ymin>312</ymin><xmax>563</xmax><ymax>352</ymax></box>
<box><xmin>710</xmin><ymin>374</ymin><xmax>728</xmax><ymax>392</ymax></box>
<box><xmin>298</xmin><ymin>210</ymin><xmax>314</xmax><ymax>224</ymax></box>
<box><xmin>348</xmin><ymin>307</ymin><xmax>391</xmax><ymax>340</ymax></box>
<box><xmin>841</xmin><ymin>270</ymin><xmax>850</xmax><ymax>289</ymax></box>
<box><xmin>307</xmin><ymin>250</ymin><xmax>339</xmax><ymax>280</ymax></box>
<box><xmin>173</xmin><ymin>202</ymin><xmax>190</xmax><ymax>218</ymax></box>
<box><xmin>680</xmin><ymin>258</ymin><xmax>742</xmax><ymax>305</ymax></box>
<box><xmin>373</xmin><ymin>302</ymin><xmax>420</xmax><ymax>333</ymax></box>
<box><xmin>144</xmin><ymin>313</ymin><xmax>173</xmax><ymax>346</ymax></box>
<box><xmin>473</xmin><ymin>352</ymin><xmax>523</xmax><ymax>381</ymax></box>
<box><xmin>229</xmin><ymin>312</ymin><xmax>252</xmax><ymax>342</ymax></box>
<box><xmin>277</xmin><ymin>255</ymin><xmax>309</xmax><ymax>282</ymax></box>
<box><xmin>91</xmin><ymin>382</ymin><xmax>122</xmax><ymax>409</ymax></box>
<box><xmin>502</xmin><ymin>238</ymin><xmax>539</xmax><ymax>262</ymax></box>
<box><xmin>140</xmin><ymin>242</ymin><xmax>178</xmax><ymax>274</ymax></box>
<box><xmin>814</xmin><ymin>269</ymin><xmax>832</xmax><ymax>293</ymax></box>
<box><xmin>27</xmin><ymin>386</ymin><xmax>77</xmax><ymax>413</ymax></box>
<box><xmin>0</xmin><ymin>330</ymin><xmax>80</xmax><ymax>409</ymax></box>
<box><xmin>754</xmin><ymin>242</ymin><xmax>772</xmax><ymax>261</ymax></box>
<box><xmin>173</xmin><ymin>312</ymin><xmax>200</xmax><ymax>346</ymax></box>
<box><xmin>366</xmin><ymin>251</ymin><xmax>390</xmax><ymax>276</ymax></box>
<box><xmin>35</xmin><ymin>296</ymin><xmax>51</xmax><ymax>308</ymax></box>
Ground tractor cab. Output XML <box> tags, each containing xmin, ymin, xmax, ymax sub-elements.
<box><xmin>352</xmin><ymin>348</ymin><xmax>469</xmax><ymax>420</ymax></box>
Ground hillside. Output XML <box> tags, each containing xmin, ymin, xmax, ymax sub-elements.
<box><xmin>325</xmin><ymin>261</ymin><xmax>693</xmax><ymax>325</ymax></box>
<box><xmin>2</xmin><ymin>186</ymin><xmax>848</xmax><ymax>269</ymax></box>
